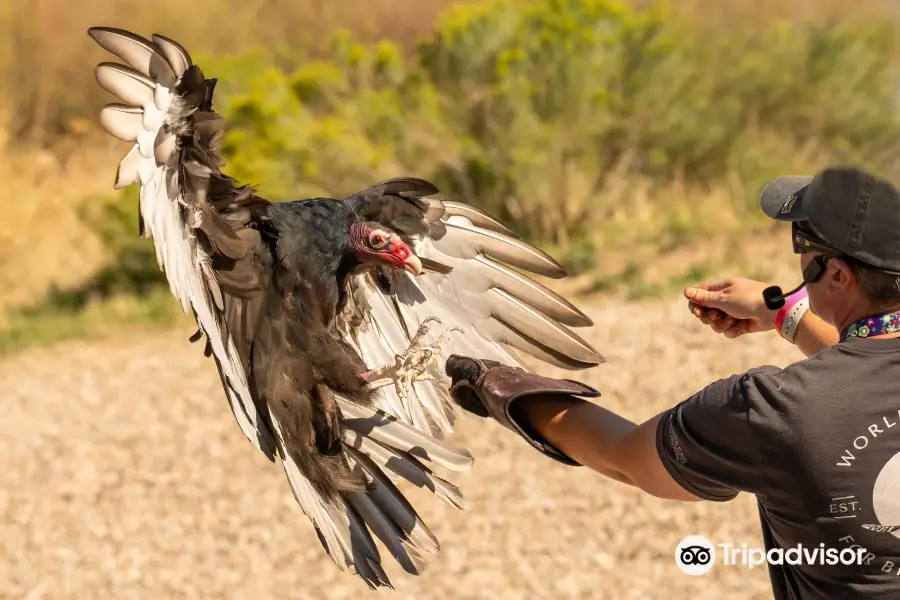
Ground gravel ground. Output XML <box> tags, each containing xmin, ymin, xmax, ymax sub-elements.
<box><xmin>0</xmin><ymin>296</ymin><xmax>805</xmax><ymax>600</ymax></box>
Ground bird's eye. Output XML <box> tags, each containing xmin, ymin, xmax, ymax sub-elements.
<box><xmin>369</xmin><ymin>231</ymin><xmax>387</xmax><ymax>249</ymax></box>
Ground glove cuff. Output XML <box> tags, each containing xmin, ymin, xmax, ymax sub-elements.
<box><xmin>474</xmin><ymin>364</ymin><xmax>600</xmax><ymax>466</ymax></box>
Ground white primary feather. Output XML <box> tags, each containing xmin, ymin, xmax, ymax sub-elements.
<box><xmin>88</xmin><ymin>27</ymin><xmax>273</xmax><ymax>458</ymax></box>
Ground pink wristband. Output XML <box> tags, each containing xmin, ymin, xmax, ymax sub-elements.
<box><xmin>775</xmin><ymin>288</ymin><xmax>808</xmax><ymax>332</ymax></box>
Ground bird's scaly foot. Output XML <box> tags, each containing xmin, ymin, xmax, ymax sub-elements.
<box><xmin>363</xmin><ymin>317</ymin><xmax>461</xmax><ymax>401</ymax></box>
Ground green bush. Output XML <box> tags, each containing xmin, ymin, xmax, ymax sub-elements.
<box><xmin>419</xmin><ymin>0</ymin><xmax>900</xmax><ymax>236</ymax></box>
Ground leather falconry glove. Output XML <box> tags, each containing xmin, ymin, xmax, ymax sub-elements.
<box><xmin>445</xmin><ymin>355</ymin><xmax>600</xmax><ymax>466</ymax></box>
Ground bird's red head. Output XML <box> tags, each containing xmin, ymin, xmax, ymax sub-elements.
<box><xmin>349</xmin><ymin>222</ymin><xmax>422</xmax><ymax>276</ymax></box>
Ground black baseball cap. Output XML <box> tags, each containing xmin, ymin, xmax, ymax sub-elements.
<box><xmin>760</xmin><ymin>167</ymin><xmax>900</xmax><ymax>273</ymax></box>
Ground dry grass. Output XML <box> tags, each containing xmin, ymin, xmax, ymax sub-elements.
<box><xmin>0</xmin><ymin>133</ymin><xmax>124</xmax><ymax>314</ymax></box>
<box><xmin>0</xmin><ymin>294</ymin><xmax>808</xmax><ymax>599</ymax></box>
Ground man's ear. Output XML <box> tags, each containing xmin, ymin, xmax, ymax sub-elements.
<box><xmin>828</xmin><ymin>257</ymin><xmax>856</xmax><ymax>294</ymax></box>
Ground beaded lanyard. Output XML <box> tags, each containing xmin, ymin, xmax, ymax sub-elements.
<box><xmin>840</xmin><ymin>311</ymin><xmax>900</xmax><ymax>342</ymax></box>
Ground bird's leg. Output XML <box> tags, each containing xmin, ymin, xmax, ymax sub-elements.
<box><xmin>363</xmin><ymin>317</ymin><xmax>462</xmax><ymax>400</ymax></box>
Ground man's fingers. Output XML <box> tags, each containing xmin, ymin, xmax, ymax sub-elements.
<box><xmin>698</xmin><ymin>312</ymin><xmax>720</xmax><ymax>327</ymax></box>
<box><xmin>711</xmin><ymin>316</ymin><xmax>737</xmax><ymax>333</ymax></box>
<box><xmin>684</xmin><ymin>285</ymin><xmax>722</xmax><ymax>308</ymax></box>
<box><xmin>688</xmin><ymin>302</ymin><xmax>703</xmax><ymax>318</ymax></box>
<box><xmin>684</xmin><ymin>281</ymin><xmax>730</xmax><ymax>309</ymax></box>
<box><xmin>689</xmin><ymin>302</ymin><xmax>728</xmax><ymax>324</ymax></box>
<box><xmin>688</xmin><ymin>302</ymin><xmax>704</xmax><ymax>318</ymax></box>
<box><xmin>692</xmin><ymin>304</ymin><xmax>741</xmax><ymax>333</ymax></box>
<box><xmin>723</xmin><ymin>320</ymin><xmax>750</xmax><ymax>339</ymax></box>
<box><xmin>688</xmin><ymin>289</ymin><xmax>754</xmax><ymax>339</ymax></box>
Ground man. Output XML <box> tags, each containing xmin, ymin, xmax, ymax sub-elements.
<box><xmin>445</xmin><ymin>166</ymin><xmax>900</xmax><ymax>599</ymax></box>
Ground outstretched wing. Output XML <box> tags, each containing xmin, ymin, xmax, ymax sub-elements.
<box><xmin>87</xmin><ymin>27</ymin><xmax>277</xmax><ymax>457</ymax></box>
<box><xmin>341</xmin><ymin>178</ymin><xmax>603</xmax><ymax>435</ymax></box>
<box><xmin>90</xmin><ymin>29</ymin><xmax>479</xmax><ymax>588</ymax></box>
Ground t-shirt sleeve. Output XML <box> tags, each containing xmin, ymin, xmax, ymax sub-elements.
<box><xmin>656</xmin><ymin>372</ymin><xmax>768</xmax><ymax>501</ymax></box>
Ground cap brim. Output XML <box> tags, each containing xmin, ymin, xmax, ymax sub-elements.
<box><xmin>760</xmin><ymin>175</ymin><xmax>814</xmax><ymax>222</ymax></box>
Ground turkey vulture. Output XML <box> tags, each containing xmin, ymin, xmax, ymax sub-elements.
<box><xmin>87</xmin><ymin>26</ymin><xmax>603</xmax><ymax>587</ymax></box>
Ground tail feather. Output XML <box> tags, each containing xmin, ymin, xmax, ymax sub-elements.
<box><xmin>344</xmin><ymin>491</ymin><xmax>428</xmax><ymax>576</ymax></box>
<box><xmin>344</xmin><ymin>445</ymin><xmax>440</xmax><ymax>555</ymax></box>
<box><xmin>337</xmin><ymin>396</ymin><xmax>473</xmax><ymax>472</ymax></box>
<box><xmin>275</xmin><ymin>415</ymin><xmax>398</xmax><ymax>589</ymax></box>
<box><xmin>269</xmin><ymin>395</ymin><xmax>470</xmax><ymax>586</ymax></box>
<box><xmin>271</xmin><ymin>416</ymin><xmax>353</xmax><ymax>568</ymax></box>
<box><xmin>345</xmin><ymin>503</ymin><xmax>393</xmax><ymax>589</ymax></box>
<box><xmin>342</xmin><ymin>427</ymin><xmax>465</xmax><ymax>510</ymax></box>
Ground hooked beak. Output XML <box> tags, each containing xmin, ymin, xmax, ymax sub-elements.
<box><xmin>403</xmin><ymin>254</ymin><xmax>422</xmax><ymax>276</ymax></box>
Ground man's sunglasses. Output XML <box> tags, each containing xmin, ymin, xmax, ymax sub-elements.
<box><xmin>792</xmin><ymin>223</ymin><xmax>841</xmax><ymax>256</ymax></box>
<box><xmin>791</xmin><ymin>222</ymin><xmax>900</xmax><ymax>284</ymax></box>
<box><xmin>790</xmin><ymin>222</ymin><xmax>844</xmax><ymax>285</ymax></box>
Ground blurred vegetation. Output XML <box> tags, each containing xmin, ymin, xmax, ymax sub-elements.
<box><xmin>213</xmin><ymin>0</ymin><xmax>900</xmax><ymax>245</ymax></box>
<box><xmin>0</xmin><ymin>0</ymin><xmax>456</xmax><ymax>144</ymax></box>
<box><xmin>1</xmin><ymin>0</ymin><xmax>899</xmax><ymax>351</ymax></box>
<box><xmin>0</xmin><ymin>187</ymin><xmax>191</xmax><ymax>354</ymax></box>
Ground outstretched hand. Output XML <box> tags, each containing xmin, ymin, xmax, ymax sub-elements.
<box><xmin>683</xmin><ymin>277</ymin><xmax>779</xmax><ymax>339</ymax></box>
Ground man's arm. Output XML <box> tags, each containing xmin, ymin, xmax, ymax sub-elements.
<box><xmin>793</xmin><ymin>310</ymin><xmax>840</xmax><ymax>356</ymax></box>
<box><xmin>510</xmin><ymin>394</ymin><xmax>702</xmax><ymax>501</ymax></box>
<box><xmin>446</xmin><ymin>357</ymin><xmax>764</xmax><ymax>504</ymax></box>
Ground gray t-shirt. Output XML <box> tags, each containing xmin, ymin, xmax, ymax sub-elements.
<box><xmin>657</xmin><ymin>335</ymin><xmax>900</xmax><ymax>599</ymax></box>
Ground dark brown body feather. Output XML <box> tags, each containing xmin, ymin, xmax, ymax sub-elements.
<box><xmin>251</xmin><ymin>290</ymin><xmax>375</xmax><ymax>499</ymax></box>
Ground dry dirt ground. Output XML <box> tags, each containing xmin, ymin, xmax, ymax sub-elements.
<box><xmin>0</xmin><ymin>296</ymin><xmax>806</xmax><ymax>600</ymax></box>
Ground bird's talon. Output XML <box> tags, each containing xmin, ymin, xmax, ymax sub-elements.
<box><xmin>370</xmin><ymin>317</ymin><xmax>461</xmax><ymax>398</ymax></box>
<box><xmin>410</xmin><ymin>316</ymin><xmax>440</xmax><ymax>347</ymax></box>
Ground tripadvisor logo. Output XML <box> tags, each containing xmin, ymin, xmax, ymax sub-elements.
<box><xmin>675</xmin><ymin>535</ymin><xmax>868</xmax><ymax>574</ymax></box>
<box><xmin>676</xmin><ymin>535</ymin><xmax>716</xmax><ymax>576</ymax></box>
